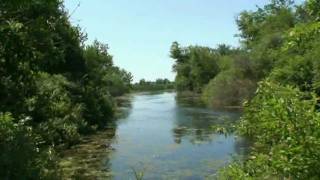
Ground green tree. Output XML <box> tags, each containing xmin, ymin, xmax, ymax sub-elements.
<box><xmin>170</xmin><ymin>43</ymin><xmax>220</xmax><ymax>92</ymax></box>
<box><xmin>220</xmin><ymin>81</ymin><xmax>320</xmax><ymax>179</ymax></box>
<box><xmin>0</xmin><ymin>0</ymin><xmax>133</xmax><ymax>178</ymax></box>
<box><xmin>0</xmin><ymin>113</ymin><xmax>60</xmax><ymax>179</ymax></box>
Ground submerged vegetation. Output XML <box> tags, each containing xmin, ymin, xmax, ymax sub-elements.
<box><xmin>170</xmin><ymin>0</ymin><xmax>320</xmax><ymax>179</ymax></box>
<box><xmin>0</xmin><ymin>0</ymin><xmax>131</xmax><ymax>178</ymax></box>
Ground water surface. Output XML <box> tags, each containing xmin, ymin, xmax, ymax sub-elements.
<box><xmin>60</xmin><ymin>91</ymin><xmax>248</xmax><ymax>179</ymax></box>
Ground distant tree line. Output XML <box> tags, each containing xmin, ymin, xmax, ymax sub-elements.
<box><xmin>132</xmin><ymin>78</ymin><xmax>175</xmax><ymax>91</ymax></box>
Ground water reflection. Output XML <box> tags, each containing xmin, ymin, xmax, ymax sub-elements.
<box><xmin>173</xmin><ymin>96</ymin><xmax>240</xmax><ymax>144</ymax></box>
<box><xmin>110</xmin><ymin>91</ymin><xmax>249</xmax><ymax>179</ymax></box>
<box><xmin>60</xmin><ymin>91</ymin><xmax>250</xmax><ymax>179</ymax></box>
<box><xmin>115</xmin><ymin>95</ymin><xmax>133</xmax><ymax>119</ymax></box>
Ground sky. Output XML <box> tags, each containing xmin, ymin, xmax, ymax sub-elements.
<box><xmin>63</xmin><ymin>0</ymin><xmax>288</xmax><ymax>82</ymax></box>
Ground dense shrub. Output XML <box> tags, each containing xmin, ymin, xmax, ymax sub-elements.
<box><xmin>81</xmin><ymin>84</ymin><xmax>114</xmax><ymax>128</ymax></box>
<box><xmin>217</xmin><ymin>1</ymin><xmax>320</xmax><ymax>179</ymax></box>
<box><xmin>24</xmin><ymin>73</ymin><xmax>86</xmax><ymax>145</ymax></box>
<box><xmin>201</xmin><ymin>52</ymin><xmax>256</xmax><ymax>107</ymax></box>
<box><xmin>82</xmin><ymin>40</ymin><xmax>132</xmax><ymax>127</ymax></box>
<box><xmin>0</xmin><ymin>0</ymin><xmax>132</xmax><ymax>178</ymax></box>
<box><xmin>202</xmin><ymin>69</ymin><xmax>256</xmax><ymax>107</ymax></box>
<box><xmin>220</xmin><ymin>81</ymin><xmax>320</xmax><ymax>179</ymax></box>
<box><xmin>0</xmin><ymin>112</ymin><xmax>60</xmax><ymax>179</ymax></box>
<box><xmin>170</xmin><ymin>43</ymin><xmax>221</xmax><ymax>92</ymax></box>
<box><xmin>270</xmin><ymin>22</ymin><xmax>320</xmax><ymax>94</ymax></box>
<box><xmin>168</xmin><ymin>0</ymin><xmax>320</xmax><ymax>178</ymax></box>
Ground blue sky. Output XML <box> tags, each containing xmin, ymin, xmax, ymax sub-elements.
<box><xmin>63</xmin><ymin>0</ymin><xmax>295</xmax><ymax>82</ymax></box>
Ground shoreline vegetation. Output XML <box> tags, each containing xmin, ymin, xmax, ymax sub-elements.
<box><xmin>1</xmin><ymin>0</ymin><xmax>320</xmax><ymax>179</ymax></box>
<box><xmin>1</xmin><ymin>1</ymin><xmax>132</xmax><ymax>178</ymax></box>
<box><xmin>170</xmin><ymin>0</ymin><xmax>320</xmax><ymax>179</ymax></box>
<box><xmin>132</xmin><ymin>78</ymin><xmax>175</xmax><ymax>92</ymax></box>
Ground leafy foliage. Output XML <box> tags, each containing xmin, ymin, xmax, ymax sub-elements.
<box><xmin>217</xmin><ymin>0</ymin><xmax>320</xmax><ymax>179</ymax></box>
<box><xmin>133</xmin><ymin>78</ymin><xmax>175</xmax><ymax>91</ymax></box>
<box><xmin>0</xmin><ymin>0</ymin><xmax>132</xmax><ymax>178</ymax></box>
<box><xmin>0</xmin><ymin>113</ymin><xmax>60</xmax><ymax>179</ymax></box>
<box><xmin>170</xmin><ymin>43</ymin><xmax>220</xmax><ymax>92</ymax></box>
<box><xmin>170</xmin><ymin>0</ymin><xmax>320</xmax><ymax>178</ymax></box>
<box><xmin>170</xmin><ymin>43</ymin><xmax>257</xmax><ymax>108</ymax></box>
<box><xmin>202</xmin><ymin>69</ymin><xmax>256</xmax><ymax>107</ymax></box>
<box><xmin>202</xmin><ymin>52</ymin><xmax>256</xmax><ymax>107</ymax></box>
<box><xmin>82</xmin><ymin>40</ymin><xmax>132</xmax><ymax>127</ymax></box>
<box><xmin>220</xmin><ymin>81</ymin><xmax>320</xmax><ymax>179</ymax></box>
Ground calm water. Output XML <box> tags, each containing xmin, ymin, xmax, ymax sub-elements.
<box><xmin>60</xmin><ymin>91</ymin><xmax>249</xmax><ymax>179</ymax></box>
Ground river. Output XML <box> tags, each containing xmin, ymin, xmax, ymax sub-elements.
<box><xmin>60</xmin><ymin>91</ymin><xmax>249</xmax><ymax>179</ymax></box>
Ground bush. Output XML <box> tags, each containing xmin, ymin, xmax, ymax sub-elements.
<box><xmin>0</xmin><ymin>1</ymin><xmax>132</xmax><ymax>179</ymax></box>
<box><xmin>170</xmin><ymin>43</ymin><xmax>221</xmax><ymax>92</ymax></box>
<box><xmin>82</xmin><ymin>84</ymin><xmax>115</xmax><ymax>128</ymax></box>
<box><xmin>220</xmin><ymin>80</ymin><xmax>320</xmax><ymax>179</ymax></box>
<box><xmin>202</xmin><ymin>69</ymin><xmax>256</xmax><ymax>107</ymax></box>
<box><xmin>270</xmin><ymin>55</ymin><xmax>314</xmax><ymax>92</ymax></box>
<box><xmin>25</xmin><ymin>73</ymin><xmax>87</xmax><ymax>145</ymax></box>
<box><xmin>0</xmin><ymin>112</ymin><xmax>60</xmax><ymax>179</ymax></box>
